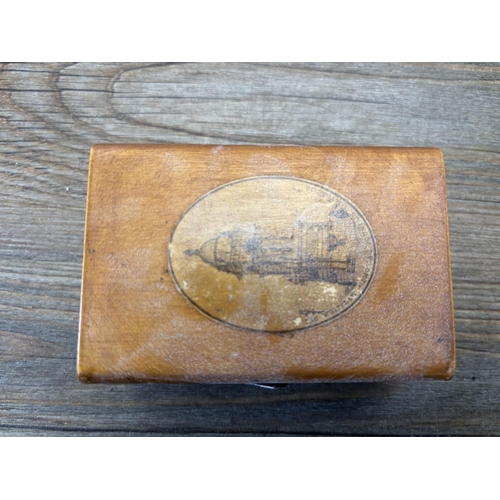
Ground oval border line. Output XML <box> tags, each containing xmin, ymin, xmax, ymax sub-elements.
<box><xmin>168</xmin><ymin>176</ymin><xmax>378</xmax><ymax>333</ymax></box>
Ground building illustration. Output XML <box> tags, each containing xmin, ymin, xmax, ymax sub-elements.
<box><xmin>185</xmin><ymin>219</ymin><xmax>357</xmax><ymax>286</ymax></box>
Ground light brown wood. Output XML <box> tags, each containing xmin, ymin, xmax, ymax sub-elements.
<box><xmin>78</xmin><ymin>144</ymin><xmax>455</xmax><ymax>383</ymax></box>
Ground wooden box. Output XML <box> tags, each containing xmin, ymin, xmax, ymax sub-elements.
<box><xmin>78</xmin><ymin>145</ymin><xmax>455</xmax><ymax>383</ymax></box>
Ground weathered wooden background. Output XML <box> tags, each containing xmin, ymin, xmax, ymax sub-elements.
<box><xmin>0</xmin><ymin>62</ymin><xmax>499</xmax><ymax>435</ymax></box>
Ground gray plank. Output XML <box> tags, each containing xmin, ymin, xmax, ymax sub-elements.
<box><xmin>0</xmin><ymin>62</ymin><xmax>499</xmax><ymax>435</ymax></box>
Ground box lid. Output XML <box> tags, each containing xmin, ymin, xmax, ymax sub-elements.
<box><xmin>78</xmin><ymin>145</ymin><xmax>455</xmax><ymax>383</ymax></box>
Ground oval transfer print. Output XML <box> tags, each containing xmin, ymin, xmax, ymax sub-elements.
<box><xmin>168</xmin><ymin>177</ymin><xmax>377</xmax><ymax>333</ymax></box>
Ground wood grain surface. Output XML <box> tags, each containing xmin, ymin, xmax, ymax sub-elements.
<box><xmin>0</xmin><ymin>62</ymin><xmax>499</xmax><ymax>435</ymax></box>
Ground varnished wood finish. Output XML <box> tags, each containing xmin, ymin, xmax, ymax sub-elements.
<box><xmin>79</xmin><ymin>145</ymin><xmax>454</xmax><ymax>382</ymax></box>
<box><xmin>0</xmin><ymin>63</ymin><xmax>499</xmax><ymax>435</ymax></box>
